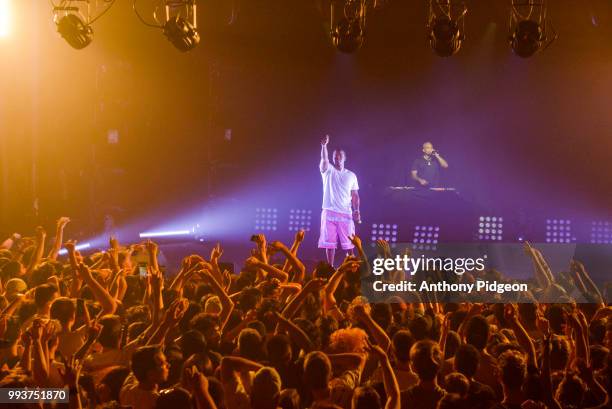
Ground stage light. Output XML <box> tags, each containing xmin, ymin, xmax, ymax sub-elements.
<box><xmin>545</xmin><ymin>219</ymin><xmax>574</xmax><ymax>244</ymax></box>
<box><xmin>370</xmin><ymin>223</ymin><xmax>398</xmax><ymax>243</ymax></box>
<box><xmin>412</xmin><ymin>225</ymin><xmax>440</xmax><ymax>251</ymax></box>
<box><xmin>58</xmin><ymin>243</ymin><xmax>91</xmax><ymax>256</ymax></box>
<box><xmin>51</xmin><ymin>0</ymin><xmax>116</xmax><ymax>49</ymax></box>
<box><xmin>590</xmin><ymin>221</ymin><xmax>612</xmax><ymax>244</ymax></box>
<box><xmin>163</xmin><ymin>14</ymin><xmax>199</xmax><ymax>52</ymax></box>
<box><xmin>254</xmin><ymin>208</ymin><xmax>278</xmax><ymax>232</ymax></box>
<box><xmin>289</xmin><ymin>209</ymin><xmax>313</xmax><ymax>232</ymax></box>
<box><xmin>139</xmin><ymin>230</ymin><xmax>191</xmax><ymax>238</ymax></box>
<box><xmin>56</xmin><ymin>13</ymin><xmax>93</xmax><ymax>49</ymax></box>
<box><xmin>0</xmin><ymin>0</ymin><xmax>10</xmax><ymax>38</ymax></box>
<box><xmin>508</xmin><ymin>0</ymin><xmax>556</xmax><ymax>58</ymax></box>
<box><xmin>477</xmin><ymin>216</ymin><xmax>504</xmax><ymax>242</ymax></box>
<box><xmin>330</xmin><ymin>0</ymin><xmax>367</xmax><ymax>53</ymax></box>
<box><xmin>427</xmin><ymin>1</ymin><xmax>467</xmax><ymax>57</ymax></box>
<box><xmin>134</xmin><ymin>0</ymin><xmax>200</xmax><ymax>52</ymax></box>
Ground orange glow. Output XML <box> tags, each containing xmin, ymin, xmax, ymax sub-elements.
<box><xmin>0</xmin><ymin>0</ymin><xmax>10</xmax><ymax>37</ymax></box>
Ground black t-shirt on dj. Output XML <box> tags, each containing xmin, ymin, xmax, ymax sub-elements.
<box><xmin>411</xmin><ymin>156</ymin><xmax>441</xmax><ymax>187</ymax></box>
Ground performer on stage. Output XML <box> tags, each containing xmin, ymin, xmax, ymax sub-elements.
<box><xmin>410</xmin><ymin>141</ymin><xmax>449</xmax><ymax>188</ymax></box>
<box><xmin>318</xmin><ymin>135</ymin><xmax>361</xmax><ymax>266</ymax></box>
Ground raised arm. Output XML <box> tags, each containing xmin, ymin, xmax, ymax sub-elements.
<box><xmin>246</xmin><ymin>257</ymin><xmax>289</xmax><ymax>283</ymax></box>
<box><xmin>274</xmin><ymin>312</ymin><xmax>315</xmax><ymax>353</ymax></box>
<box><xmin>282</xmin><ymin>229</ymin><xmax>305</xmax><ymax>274</ymax></box>
<box><xmin>281</xmin><ymin>278</ymin><xmax>326</xmax><ymax>319</ymax></box>
<box><xmin>504</xmin><ymin>304</ymin><xmax>536</xmax><ymax>367</ymax></box>
<box><xmin>320</xmin><ymin>135</ymin><xmax>330</xmax><ymax>173</ymax></box>
<box><xmin>367</xmin><ymin>341</ymin><xmax>400</xmax><ymax>409</ymax></box>
<box><xmin>353</xmin><ymin>304</ymin><xmax>391</xmax><ymax>353</ymax></box>
<box><xmin>270</xmin><ymin>241</ymin><xmax>306</xmax><ymax>283</ymax></box>
<box><xmin>47</xmin><ymin>217</ymin><xmax>70</xmax><ymax>261</ymax></box>
<box><xmin>541</xmin><ymin>334</ymin><xmax>562</xmax><ymax>409</ymax></box>
<box><xmin>523</xmin><ymin>242</ymin><xmax>553</xmax><ymax>289</ymax></box>
<box><xmin>571</xmin><ymin>259</ymin><xmax>604</xmax><ymax>304</ymax></box>
<box><xmin>25</xmin><ymin>227</ymin><xmax>46</xmax><ymax>276</ymax></box>
<box><xmin>199</xmin><ymin>268</ymin><xmax>235</xmax><ymax>332</ymax></box>
<box><xmin>78</xmin><ymin>263</ymin><xmax>117</xmax><ymax>315</ymax></box>
<box><xmin>145</xmin><ymin>240</ymin><xmax>160</xmax><ymax>272</ymax></box>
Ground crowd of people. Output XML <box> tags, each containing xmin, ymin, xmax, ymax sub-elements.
<box><xmin>0</xmin><ymin>216</ymin><xmax>610</xmax><ymax>409</ymax></box>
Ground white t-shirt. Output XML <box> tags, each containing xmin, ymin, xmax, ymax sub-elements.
<box><xmin>321</xmin><ymin>165</ymin><xmax>359</xmax><ymax>215</ymax></box>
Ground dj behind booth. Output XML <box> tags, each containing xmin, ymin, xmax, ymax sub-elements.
<box><xmin>372</xmin><ymin>142</ymin><xmax>483</xmax><ymax>242</ymax></box>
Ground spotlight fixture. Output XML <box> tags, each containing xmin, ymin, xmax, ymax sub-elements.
<box><xmin>51</xmin><ymin>0</ymin><xmax>116</xmax><ymax>49</ymax></box>
<box><xmin>508</xmin><ymin>0</ymin><xmax>556</xmax><ymax>58</ymax></box>
<box><xmin>134</xmin><ymin>0</ymin><xmax>200</xmax><ymax>52</ymax></box>
<box><xmin>427</xmin><ymin>0</ymin><xmax>467</xmax><ymax>57</ymax></box>
<box><xmin>56</xmin><ymin>13</ymin><xmax>93</xmax><ymax>49</ymax></box>
<box><xmin>330</xmin><ymin>0</ymin><xmax>368</xmax><ymax>53</ymax></box>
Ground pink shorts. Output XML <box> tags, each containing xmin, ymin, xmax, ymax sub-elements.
<box><xmin>318</xmin><ymin>209</ymin><xmax>355</xmax><ymax>250</ymax></box>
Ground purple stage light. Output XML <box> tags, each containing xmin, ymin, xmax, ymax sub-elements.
<box><xmin>289</xmin><ymin>209</ymin><xmax>312</xmax><ymax>232</ymax></box>
<box><xmin>371</xmin><ymin>223</ymin><xmax>398</xmax><ymax>244</ymax></box>
<box><xmin>477</xmin><ymin>215</ymin><xmax>504</xmax><ymax>241</ymax></box>
<box><xmin>139</xmin><ymin>230</ymin><xmax>191</xmax><ymax>238</ymax></box>
<box><xmin>254</xmin><ymin>208</ymin><xmax>278</xmax><ymax>232</ymax></box>
<box><xmin>58</xmin><ymin>243</ymin><xmax>91</xmax><ymax>256</ymax></box>
<box><xmin>590</xmin><ymin>221</ymin><xmax>612</xmax><ymax>244</ymax></box>
<box><xmin>412</xmin><ymin>225</ymin><xmax>439</xmax><ymax>251</ymax></box>
<box><xmin>545</xmin><ymin>219</ymin><xmax>574</xmax><ymax>244</ymax></box>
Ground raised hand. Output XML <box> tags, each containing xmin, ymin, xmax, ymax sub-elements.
<box><xmin>58</xmin><ymin>355</ymin><xmax>82</xmax><ymax>388</ymax></box>
<box><xmin>109</xmin><ymin>236</ymin><xmax>119</xmax><ymax>250</ymax></box>
<box><xmin>183</xmin><ymin>365</ymin><xmax>208</xmax><ymax>393</ymax></box>
<box><xmin>35</xmin><ymin>226</ymin><xmax>46</xmax><ymax>241</ymax></box>
<box><xmin>149</xmin><ymin>266</ymin><xmax>163</xmax><ymax>292</ymax></box>
<box><xmin>364</xmin><ymin>337</ymin><xmax>387</xmax><ymax>361</ymax></box>
<box><xmin>349</xmin><ymin>234</ymin><xmax>362</xmax><ymax>250</ymax></box>
<box><xmin>164</xmin><ymin>298</ymin><xmax>189</xmax><ymax>324</ymax></box>
<box><xmin>504</xmin><ymin>303</ymin><xmax>519</xmax><ymax>324</ymax></box>
<box><xmin>77</xmin><ymin>263</ymin><xmax>92</xmax><ymax>281</ymax></box>
<box><xmin>295</xmin><ymin>229</ymin><xmax>305</xmax><ymax>243</ymax></box>
<box><xmin>29</xmin><ymin>319</ymin><xmax>44</xmax><ymax>341</ymax></box>
<box><xmin>57</xmin><ymin>217</ymin><xmax>71</xmax><ymax>229</ymax></box>
<box><xmin>338</xmin><ymin>258</ymin><xmax>361</xmax><ymax>273</ymax></box>
<box><xmin>321</xmin><ymin>134</ymin><xmax>329</xmax><ymax>146</ymax></box>
<box><xmin>65</xmin><ymin>240</ymin><xmax>77</xmax><ymax>252</ymax></box>
<box><xmin>376</xmin><ymin>239</ymin><xmax>391</xmax><ymax>257</ymax></box>
<box><xmin>253</xmin><ymin>234</ymin><xmax>267</xmax><ymax>249</ymax></box>
<box><xmin>536</xmin><ymin>314</ymin><xmax>550</xmax><ymax>336</ymax></box>
<box><xmin>211</xmin><ymin>243</ymin><xmax>223</xmax><ymax>260</ymax></box>
<box><xmin>144</xmin><ymin>239</ymin><xmax>158</xmax><ymax>255</ymax></box>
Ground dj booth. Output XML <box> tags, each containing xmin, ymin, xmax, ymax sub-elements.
<box><xmin>367</xmin><ymin>186</ymin><xmax>483</xmax><ymax>242</ymax></box>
